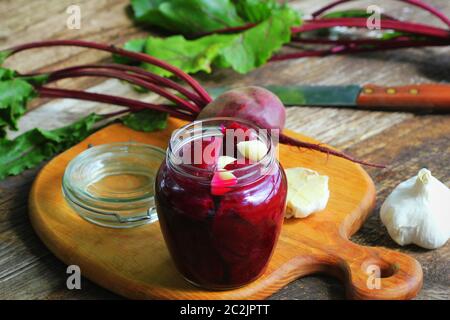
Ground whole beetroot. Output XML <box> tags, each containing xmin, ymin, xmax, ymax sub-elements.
<box><xmin>198</xmin><ymin>86</ymin><xmax>286</xmax><ymax>131</ymax></box>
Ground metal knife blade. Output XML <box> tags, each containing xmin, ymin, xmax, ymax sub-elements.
<box><xmin>207</xmin><ymin>85</ymin><xmax>362</xmax><ymax>107</ymax></box>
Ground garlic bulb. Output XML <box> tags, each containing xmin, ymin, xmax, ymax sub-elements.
<box><xmin>285</xmin><ymin>167</ymin><xmax>329</xmax><ymax>218</ymax></box>
<box><xmin>380</xmin><ymin>168</ymin><xmax>450</xmax><ymax>249</ymax></box>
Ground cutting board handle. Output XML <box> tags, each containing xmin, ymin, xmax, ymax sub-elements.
<box><xmin>332</xmin><ymin>238</ymin><xmax>423</xmax><ymax>300</ymax></box>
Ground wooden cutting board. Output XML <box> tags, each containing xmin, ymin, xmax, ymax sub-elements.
<box><xmin>29</xmin><ymin>118</ymin><xmax>422</xmax><ymax>300</ymax></box>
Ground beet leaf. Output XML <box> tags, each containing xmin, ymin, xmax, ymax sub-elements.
<box><xmin>0</xmin><ymin>67</ymin><xmax>45</xmax><ymax>137</ymax></box>
<box><xmin>118</xmin><ymin>6</ymin><xmax>300</xmax><ymax>75</ymax></box>
<box><xmin>139</xmin><ymin>34</ymin><xmax>231</xmax><ymax>77</ymax></box>
<box><xmin>234</xmin><ymin>0</ymin><xmax>279</xmax><ymax>23</ymax></box>
<box><xmin>131</xmin><ymin>0</ymin><xmax>245</xmax><ymax>34</ymax></box>
<box><xmin>0</xmin><ymin>113</ymin><xmax>100</xmax><ymax>179</ymax></box>
<box><xmin>216</xmin><ymin>7</ymin><xmax>300</xmax><ymax>73</ymax></box>
<box><xmin>121</xmin><ymin>109</ymin><xmax>168</xmax><ymax>132</ymax></box>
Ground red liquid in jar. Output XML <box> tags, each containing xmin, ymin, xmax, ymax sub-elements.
<box><xmin>155</xmin><ymin>121</ymin><xmax>287</xmax><ymax>289</ymax></box>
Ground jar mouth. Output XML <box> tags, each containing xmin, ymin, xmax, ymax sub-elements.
<box><xmin>62</xmin><ymin>142</ymin><xmax>165</xmax><ymax>228</ymax></box>
<box><xmin>167</xmin><ymin>117</ymin><xmax>276</xmax><ymax>185</ymax></box>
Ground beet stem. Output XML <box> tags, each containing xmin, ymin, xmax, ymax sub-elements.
<box><xmin>279</xmin><ymin>134</ymin><xmax>385</xmax><ymax>168</ymax></box>
<box><xmin>290</xmin><ymin>37</ymin><xmax>444</xmax><ymax>45</ymax></box>
<box><xmin>37</xmin><ymin>87</ymin><xmax>196</xmax><ymax>121</ymax></box>
<box><xmin>46</xmin><ymin>68</ymin><xmax>201</xmax><ymax>114</ymax></box>
<box><xmin>270</xmin><ymin>39</ymin><xmax>449</xmax><ymax>61</ymax></box>
<box><xmin>6</xmin><ymin>40</ymin><xmax>212</xmax><ymax>104</ymax></box>
<box><xmin>312</xmin><ymin>0</ymin><xmax>450</xmax><ymax>28</ymax></box>
<box><xmin>293</xmin><ymin>18</ymin><xmax>450</xmax><ymax>39</ymax></box>
<box><xmin>28</xmin><ymin>63</ymin><xmax>207</xmax><ymax>108</ymax></box>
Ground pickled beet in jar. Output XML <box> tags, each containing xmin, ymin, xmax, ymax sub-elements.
<box><xmin>155</xmin><ymin>118</ymin><xmax>287</xmax><ymax>290</ymax></box>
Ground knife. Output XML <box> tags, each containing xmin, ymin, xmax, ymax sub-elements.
<box><xmin>207</xmin><ymin>84</ymin><xmax>450</xmax><ymax>113</ymax></box>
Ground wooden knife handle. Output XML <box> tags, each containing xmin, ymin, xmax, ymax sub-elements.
<box><xmin>357</xmin><ymin>84</ymin><xmax>450</xmax><ymax>112</ymax></box>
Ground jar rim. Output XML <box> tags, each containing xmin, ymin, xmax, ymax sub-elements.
<box><xmin>166</xmin><ymin>117</ymin><xmax>276</xmax><ymax>185</ymax></box>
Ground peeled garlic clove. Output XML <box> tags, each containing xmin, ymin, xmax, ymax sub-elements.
<box><xmin>211</xmin><ymin>171</ymin><xmax>237</xmax><ymax>195</ymax></box>
<box><xmin>237</xmin><ymin>140</ymin><xmax>268</xmax><ymax>162</ymax></box>
<box><xmin>217</xmin><ymin>156</ymin><xmax>237</xmax><ymax>170</ymax></box>
<box><xmin>380</xmin><ymin>168</ymin><xmax>450</xmax><ymax>249</ymax></box>
<box><xmin>285</xmin><ymin>167</ymin><xmax>330</xmax><ymax>218</ymax></box>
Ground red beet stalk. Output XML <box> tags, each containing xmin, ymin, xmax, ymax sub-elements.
<box><xmin>271</xmin><ymin>38</ymin><xmax>449</xmax><ymax>61</ymax></box>
<box><xmin>290</xmin><ymin>36</ymin><xmax>425</xmax><ymax>45</ymax></box>
<box><xmin>312</xmin><ymin>0</ymin><xmax>450</xmax><ymax>28</ymax></box>
<box><xmin>46</xmin><ymin>68</ymin><xmax>201</xmax><ymax>113</ymax></box>
<box><xmin>279</xmin><ymin>134</ymin><xmax>385</xmax><ymax>168</ymax></box>
<box><xmin>293</xmin><ymin>18</ymin><xmax>450</xmax><ymax>39</ymax></box>
<box><xmin>26</xmin><ymin>63</ymin><xmax>207</xmax><ymax>108</ymax></box>
<box><xmin>38</xmin><ymin>87</ymin><xmax>196</xmax><ymax>121</ymax></box>
<box><xmin>6</xmin><ymin>39</ymin><xmax>212</xmax><ymax>104</ymax></box>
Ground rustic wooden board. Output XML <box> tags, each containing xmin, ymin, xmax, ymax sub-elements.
<box><xmin>28</xmin><ymin>119</ymin><xmax>422</xmax><ymax>299</ymax></box>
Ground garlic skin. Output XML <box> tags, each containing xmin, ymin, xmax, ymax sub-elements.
<box><xmin>380</xmin><ymin>168</ymin><xmax>450</xmax><ymax>249</ymax></box>
<box><xmin>285</xmin><ymin>167</ymin><xmax>329</xmax><ymax>219</ymax></box>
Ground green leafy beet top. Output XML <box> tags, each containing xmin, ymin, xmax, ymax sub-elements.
<box><xmin>117</xmin><ymin>0</ymin><xmax>301</xmax><ymax>76</ymax></box>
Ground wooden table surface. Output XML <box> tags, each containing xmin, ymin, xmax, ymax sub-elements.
<box><xmin>0</xmin><ymin>0</ymin><xmax>448</xmax><ymax>300</ymax></box>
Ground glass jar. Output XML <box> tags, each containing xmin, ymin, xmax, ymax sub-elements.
<box><xmin>155</xmin><ymin>118</ymin><xmax>287</xmax><ymax>289</ymax></box>
<box><xmin>63</xmin><ymin>142</ymin><xmax>165</xmax><ymax>228</ymax></box>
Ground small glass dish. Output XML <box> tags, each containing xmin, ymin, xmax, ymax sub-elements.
<box><xmin>62</xmin><ymin>142</ymin><xmax>166</xmax><ymax>228</ymax></box>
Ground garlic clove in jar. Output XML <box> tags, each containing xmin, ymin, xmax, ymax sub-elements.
<box><xmin>380</xmin><ymin>168</ymin><xmax>450</xmax><ymax>249</ymax></box>
<box><xmin>217</xmin><ymin>156</ymin><xmax>237</xmax><ymax>170</ymax></box>
<box><xmin>237</xmin><ymin>140</ymin><xmax>268</xmax><ymax>162</ymax></box>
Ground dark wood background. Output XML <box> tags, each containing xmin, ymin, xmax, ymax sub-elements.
<box><xmin>0</xmin><ymin>0</ymin><xmax>448</xmax><ymax>299</ymax></box>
